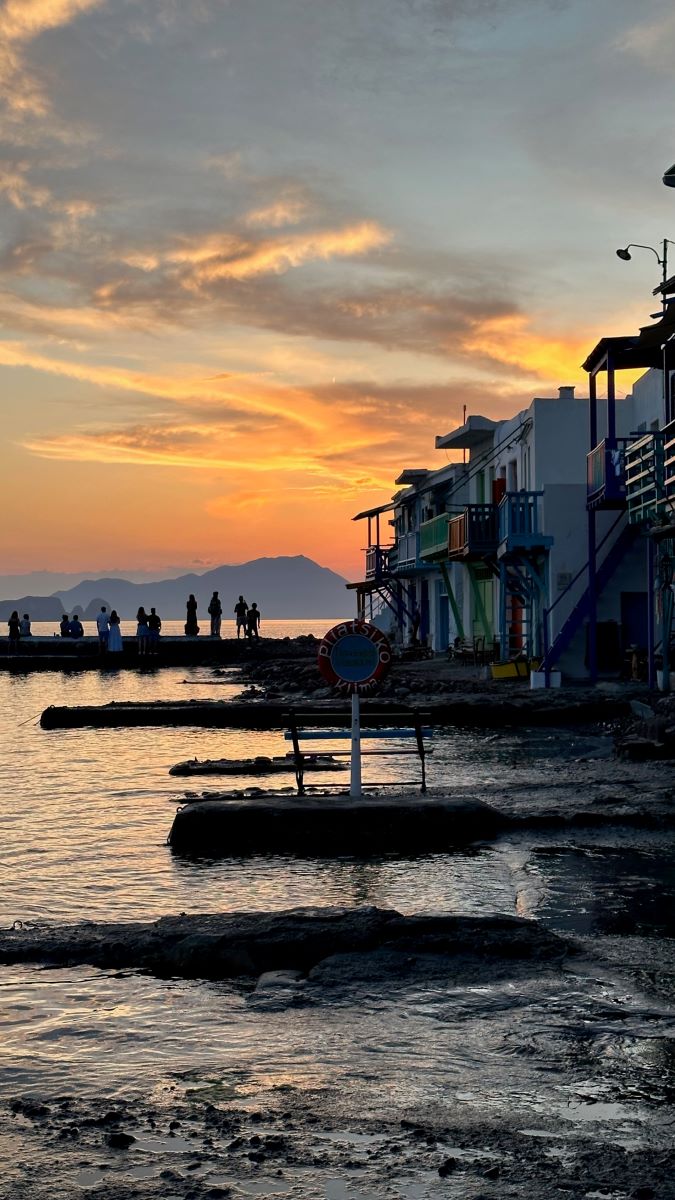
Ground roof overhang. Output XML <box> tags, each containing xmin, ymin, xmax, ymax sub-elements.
<box><xmin>352</xmin><ymin>501</ymin><xmax>395</xmax><ymax>522</ymax></box>
<box><xmin>583</xmin><ymin>310</ymin><xmax>675</xmax><ymax>374</ymax></box>
<box><xmin>435</xmin><ymin>415</ymin><xmax>497</xmax><ymax>450</ymax></box>
<box><xmin>394</xmin><ymin>468</ymin><xmax>428</xmax><ymax>485</ymax></box>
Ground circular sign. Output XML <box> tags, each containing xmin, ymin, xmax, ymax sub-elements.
<box><xmin>317</xmin><ymin>620</ymin><xmax>392</xmax><ymax>694</ymax></box>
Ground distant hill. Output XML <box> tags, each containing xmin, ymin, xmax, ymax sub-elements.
<box><xmin>0</xmin><ymin>595</ymin><xmax>64</xmax><ymax>621</ymax></box>
<box><xmin>0</xmin><ymin>557</ymin><xmax>351</xmax><ymax>622</ymax></box>
<box><xmin>0</xmin><ymin>567</ymin><xmax>195</xmax><ymax>596</ymax></box>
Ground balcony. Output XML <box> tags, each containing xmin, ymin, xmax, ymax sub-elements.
<box><xmin>448</xmin><ymin>504</ymin><xmax>499</xmax><ymax>560</ymax></box>
<box><xmin>664</xmin><ymin>418</ymin><xmax>675</xmax><ymax>507</ymax></box>
<box><xmin>587</xmin><ymin>439</ymin><xmax>627</xmax><ymax>510</ymax></box>
<box><xmin>365</xmin><ymin>546</ymin><xmax>390</xmax><ymax>580</ymax></box>
<box><xmin>626</xmin><ymin>431</ymin><xmax>666</xmax><ymax>525</ymax></box>
<box><xmin>395</xmin><ymin>531</ymin><xmax>419</xmax><ymax>569</ymax></box>
<box><xmin>419</xmin><ymin>513</ymin><xmax>451</xmax><ymax>559</ymax></box>
<box><xmin>498</xmin><ymin>491</ymin><xmax>552</xmax><ymax>556</ymax></box>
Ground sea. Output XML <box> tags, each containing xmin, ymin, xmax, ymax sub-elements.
<box><xmin>28</xmin><ymin>617</ymin><xmax>340</xmax><ymax>639</ymax></box>
<box><xmin>1</xmin><ymin>626</ymin><xmax>673</xmax><ymax>1196</ymax></box>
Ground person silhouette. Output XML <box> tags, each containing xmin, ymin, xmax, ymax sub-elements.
<box><xmin>185</xmin><ymin>594</ymin><xmax>199</xmax><ymax>637</ymax></box>
<box><xmin>234</xmin><ymin>595</ymin><xmax>248</xmax><ymax>638</ymax></box>
<box><xmin>96</xmin><ymin>606</ymin><xmax>109</xmax><ymax>653</ymax></box>
<box><xmin>136</xmin><ymin>606</ymin><xmax>149</xmax><ymax>656</ymax></box>
<box><xmin>246</xmin><ymin>602</ymin><xmax>261</xmax><ymax>640</ymax></box>
<box><xmin>208</xmin><ymin>591</ymin><xmax>222</xmax><ymax>638</ymax></box>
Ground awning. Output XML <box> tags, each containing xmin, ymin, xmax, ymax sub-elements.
<box><xmin>394</xmin><ymin>468</ymin><xmax>428</xmax><ymax>485</ymax></box>
<box><xmin>435</xmin><ymin>415</ymin><xmax>497</xmax><ymax>450</ymax></box>
<box><xmin>582</xmin><ymin>312</ymin><xmax>675</xmax><ymax>373</ymax></box>
<box><xmin>352</xmin><ymin>501</ymin><xmax>395</xmax><ymax>522</ymax></box>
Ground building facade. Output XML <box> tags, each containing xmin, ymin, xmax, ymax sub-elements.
<box><xmin>351</xmin><ymin>370</ymin><xmax>671</xmax><ymax>681</ymax></box>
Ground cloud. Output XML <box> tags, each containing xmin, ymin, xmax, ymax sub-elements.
<box><xmin>244</xmin><ymin>190</ymin><xmax>312</xmax><ymax>229</ymax></box>
<box><xmin>0</xmin><ymin>0</ymin><xmax>105</xmax><ymax>129</ymax></box>
<box><xmin>614</xmin><ymin>10</ymin><xmax>675</xmax><ymax>67</ymax></box>
<box><xmin>0</xmin><ymin>339</ymin><xmax>326</xmax><ymax>429</ymax></box>
<box><xmin>20</xmin><ymin>374</ymin><xmax>530</xmax><ymax>500</ymax></box>
<box><xmin>154</xmin><ymin>220</ymin><xmax>392</xmax><ymax>285</ymax></box>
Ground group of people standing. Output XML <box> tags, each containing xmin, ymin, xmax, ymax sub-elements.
<box><xmin>186</xmin><ymin>592</ymin><xmax>261</xmax><ymax>640</ymax></box>
<box><xmin>5</xmin><ymin>611</ymin><xmax>32</xmax><ymax>652</ymax></box>
<box><xmin>7</xmin><ymin>591</ymin><xmax>263</xmax><ymax>653</ymax></box>
<box><xmin>96</xmin><ymin>605</ymin><xmax>162</xmax><ymax>655</ymax></box>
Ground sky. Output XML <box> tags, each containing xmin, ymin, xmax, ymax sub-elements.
<box><xmin>2</xmin><ymin>0</ymin><xmax>675</xmax><ymax>581</ymax></box>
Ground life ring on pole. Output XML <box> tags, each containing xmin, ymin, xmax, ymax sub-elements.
<box><xmin>317</xmin><ymin>620</ymin><xmax>392</xmax><ymax>695</ymax></box>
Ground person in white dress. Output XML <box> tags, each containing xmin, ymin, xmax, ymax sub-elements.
<box><xmin>108</xmin><ymin>610</ymin><xmax>123</xmax><ymax>653</ymax></box>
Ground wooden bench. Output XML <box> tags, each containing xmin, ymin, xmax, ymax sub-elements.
<box><xmin>283</xmin><ymin>707</ymin><xmax>432</xmax><ymax>795</ymax></box>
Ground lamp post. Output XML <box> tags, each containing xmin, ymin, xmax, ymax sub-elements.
<box><xmin>615</xmin><ymin>241</ymin><xmax>674</xmax><ymax>302</ymax></box>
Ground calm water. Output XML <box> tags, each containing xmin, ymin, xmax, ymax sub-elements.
<box><xmin>28</xmin><ymin>617</ymin><xmax>345</xmax><ymax>639</ymax></box>
<box><xmin>0</xmin><ymin>662</ymin><xmax>673</xmax><ymax>1176</ymax></box>
<box><xmin>0</xmin><ymin>664</ymin><xmax>617</xmax><ymax>924</ymax></box>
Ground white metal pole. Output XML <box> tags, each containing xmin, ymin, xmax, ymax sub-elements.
<box><xmin>350</xmin><ymin>690</ymin><xmax>362</xmax><ymax>797</ymax></box>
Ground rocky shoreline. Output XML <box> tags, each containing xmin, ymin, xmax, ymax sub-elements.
<box><xmin>4</xmin><ymin>1085</ymin><xmax>672</xmax><ymax>1200</ymax></box>
<box><xmin>0</xmin><ymin>906</ymin><xmax>568</xmax><ymax>980</ymax></box>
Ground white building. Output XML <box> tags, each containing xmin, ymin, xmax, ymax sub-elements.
<box><xmin>352</xmin><ymin>371</ymin><xmax>669</xmax><ymax>680</ymax></box>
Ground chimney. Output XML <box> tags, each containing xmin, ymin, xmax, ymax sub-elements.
<box><xmin>558</xmin><ymin>385</ymin><xmax>575</xmax><ymax>399</ymax></box>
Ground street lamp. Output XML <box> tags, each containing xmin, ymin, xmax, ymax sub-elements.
<box><xmin>615</xmin><ymin>241</ymin><xmax>672</xmax><ymax>294</ymax></box>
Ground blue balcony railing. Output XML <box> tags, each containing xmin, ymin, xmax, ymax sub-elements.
<box><xmin>665</xmin><ymin>418</ymin><xmax>675</xmax><ymax>506</ymax></box>
<box><xmin>625</xmin><ymin>431</ymin><xmax>666</xmax><ymax>525</ymax></box>
<box><xmin>587</xmin><ymin>439</ymin><xmax>626</xmax><ymax>509</ymax></box>
<box><xmin>498</xmin><ymin>491</ymin><xmax>552</xmax><ymax>551</ymax></box>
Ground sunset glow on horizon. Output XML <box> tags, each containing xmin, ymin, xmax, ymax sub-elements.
<box><xmin>3</xmin><ymin>0</ymin><xmax>675</xmax><ymax>581</ymax></box>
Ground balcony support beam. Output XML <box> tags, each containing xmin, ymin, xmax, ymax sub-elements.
<box><xmin>439</xmin><ymin>562</ymin><xmax>465</xmax><ymax>641</ymax></box>
<box><xmin>607</xmin><ymin>350</ymin><xmax>616</xmax><ymax>444</ymax></box>
<box><xmin>587</xmin><ymin>509</ymin><xmax>597</xmax><ymax>685</ymax></box>
<box><xmin>589</xmin><ymin>370</ymin><xmax>598</xmax><ymax>451</ymax></box>
<box><xmin>467</xmin><ymin>563</ymin><xmax>492</xmax><ymax>640</ymax></box>
<box><xmin>647</xmin><ymin>535</ymin><xmax>656</xmax><ymax>690</ymax></box>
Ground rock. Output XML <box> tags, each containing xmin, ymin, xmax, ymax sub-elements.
<box><xmin>106</xmin><ymin>1131</ymin><xmax>136</xmax><ymax>1149</ymax></box>
<box><xmin>632</xmin><ymin>1189</ymin><xmax>656</xmax><ymax>1200</ymax></box>
<box><xmin>0</xmin><ymin>905</ymin><xmax>569</xmax><ymax>982</ymax></box>
<box><xmin>438</xmin><ymin>1156</ymin><xmax>458</xmax><ymax>1176</ymax></box>
<box><xmin>10</xmin><ymin>1100</ymin><xmax>50</xmax><ymax>1119</ymax></box>
<box><xmin>483</xmin><ymin>1164</ymin><xmax>500</xmax><ymax>1179</ymax></box>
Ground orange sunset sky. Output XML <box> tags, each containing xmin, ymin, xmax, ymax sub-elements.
<box><xmin>2</xmin><ymin>0</ymin><xmax>675</xmax><ymax>581</ymax></box>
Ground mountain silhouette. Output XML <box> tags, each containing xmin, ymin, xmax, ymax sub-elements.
<box><xmin>1</xmin><ymin>556</ymin><xmax>351</xmax><ymax>621</ymax></box>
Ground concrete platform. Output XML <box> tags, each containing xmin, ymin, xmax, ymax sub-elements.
<box><xmin>168</xmin><ymin>792</ymin><xmax>504</xmax><ymax>855</ymax></box>
<box><xmin>0</xmin><ymin>635</ymin><xmax>313</xmax><ymax>671</ymax></box>
<box><xmin>40</xmin><ymin>694</ymin><xmax>633</xmax><ymax>729</ymax></box>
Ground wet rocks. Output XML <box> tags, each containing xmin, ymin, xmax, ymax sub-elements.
<box><xmin>106</xmin><ymin>1131</ymin><xmax>136</xmax><ymax>1149</ymax></box>
<box><xmin>0</xmin><ymin>905</ymin><xmax>570</xmax><ymax>982</ymax></box>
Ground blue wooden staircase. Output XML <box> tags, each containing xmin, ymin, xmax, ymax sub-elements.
<box><xmin>540</xmin><ymin>521</ymin><xmax>639</xmax><ymax>674</ymax></box>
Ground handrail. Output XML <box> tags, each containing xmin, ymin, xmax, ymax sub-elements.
<box><xmin>543</xmin><ymin>512</ymin><xmax>625</xmax><ymax>624</ymax></box>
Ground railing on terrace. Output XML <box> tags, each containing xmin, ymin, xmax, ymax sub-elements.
<box><xmin>625</xmin><ymin>431</ymin><xmax>666</xmax><ymax>525</ymax></box>
<box><xmin>365</xmin><ymin>546</ymin><xmax>391</xmax><ymax>579</ymax></box>
<box><xmin>419</xmin><ymin>513</ymin><xmax>450</xmax><ymax>559</ymax></box>
<box><xmin>448</xmin><ymin>504</ymin><xmax>499</xmax><ymax>559</ymax></box>
<box><xmin>498</xmin><ymin>491</ymin><xmax>549</xmax><ymax>548</ymax></box>
<box><xmin>664</xmin><ymin>418</ymin><xmax>675</xmax><ymax>506</ymax></box>
<box><xmin>396</xmin><ymin>531</ymin><xmax>419</xmax><ymax>568</ymax></box>
<box><xmin>586</xmin><ymin>439</ymin><xmax>627</xmax><ymax>508</ymax></box>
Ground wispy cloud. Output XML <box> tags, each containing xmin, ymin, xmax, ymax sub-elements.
<box><xmin>0</xmin><ymin>0</ymin><xmax>105</xmax><ymax>128</ymax></box>
<box><xmin>614</xmin><ymin>10</ymin><xmax>675</xmax><ymax>67</ymax></box>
